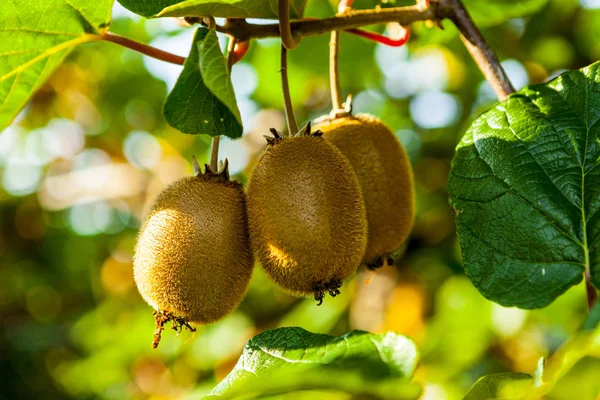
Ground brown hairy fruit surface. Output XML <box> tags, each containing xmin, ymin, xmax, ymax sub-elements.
<box><xmin>134</xmin><ymin>174</ymin><xmax>253</xmax><ymax>325</ymax></box>
<box><xmin>315</xmin><ymin>114</ymin><xmax>415</xmax><ymax>265</ymax></box>
<box><xmin>247</xmin><ymin>135</ymin><xmax>367</xmax><ymax>297</ymax></box>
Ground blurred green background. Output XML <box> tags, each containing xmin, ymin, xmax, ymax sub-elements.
<box><xmin>2</xmin><ymin>0</ymin><xmax>600</xmax><ymax>398</ymax></box>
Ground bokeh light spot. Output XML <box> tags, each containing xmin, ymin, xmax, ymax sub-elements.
<box><xmin>410</xmin><ymin>91</ymin><xmax>461</xmax><ymax>129</ymax></box>
<box><xmin>231</xmin><ymin>62</ymin><xmax>258</xmax><ymax>97</ymax></box>
<box><xmin>123</xmin><ymin>131</ymin><xmax>163</xmax><ymax>169</ymax></box>
<box><xmin>68</xmin><ymin>200</ymin><xmax>113</xmax><ymax>236</ymax></box>
<box><xmin>2</xmin><ymin>159</ymin><xmax>42</xmax><ymax>196</ymax></box>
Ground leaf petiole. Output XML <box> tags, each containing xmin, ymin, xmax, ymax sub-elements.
<box><xmin>98</xmin><ymin>32</ymin><xmax>185</xmax><ymax>65</ymax></box>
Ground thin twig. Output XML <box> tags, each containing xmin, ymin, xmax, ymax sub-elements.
<box><xmin>98</xmin><ymin>32</ymin><xmax>185</xmax><ymax>65</ymax></box>
<box><xmin>216</xmin><ymin>5</ymin><xmax>438</xmax><ymax>41</ymax></box>
<box><xmin>445</xmin><ymin>0</ymin><xmax>514</xmax><ymax>100</ymax></box>
<box><xmin>210</xmin><ymin>36</ymin><xmax>237</xmax><ymax>172</ymax></box>
<box><xmin>329</xmin><ymin>30</ymin><xmax>343</xmax><ymax>110</ymax></box>
<box><xmin>279</xmin><ymin>0</ymin><xmax>301</xmax><ymax>49</ymax></box>
<box><xmin>280</xmin><ymin>45</ymin><xmax>298</xmax><ymax>136</ymax></box>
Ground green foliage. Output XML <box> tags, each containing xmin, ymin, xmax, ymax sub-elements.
<box><xmin>464</xmin><ymin>0</ymin><xmax>549</xmax><ymax>28</ymax></box>
<box><xmin>206</xmin><ymin>327</ymin><xmax>421</xmax><ymax>399</ymax></box>
<box><xmin>465</xmin><ymin>321</ymin><xmax>600</xmax><ymax>399</ymax></box>
<box><xmin>117</xmin><ymin>0</ymin><xmax>308</xmax><ymax>19</ymax></box>
<box><xmin>0</xmin><ymin>0</ymin><xmax>113</xmax><ymax>131</ymax></box>
<box><xmin>449</xmin><ymin>62</ymin><xmax>600</xmax><ymax>309</ymax></box>
<box><xmin>163</xmin><ymin>28</ymin><xmax>242</xmax><ymax>138</ymax></box>
<box><xmin>462</xmin><ymin>373</ymin><xmax>533</xmax><ymax>400</ymax></box>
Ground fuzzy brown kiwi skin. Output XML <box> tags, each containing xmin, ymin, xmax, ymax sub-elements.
<box><xmin>315</xmin><ymin>113</ymin><xmax>415</xmax><ymax>266</ymax></box>
<box><xmin>247</xmin><ymin>132</ymin><xmax>368</xmax><ymax>299</ymax></box>
<box><xmin>133</xmin><ymin>173</ymin><xmax>253</xmax><ymax>326</ymax></box>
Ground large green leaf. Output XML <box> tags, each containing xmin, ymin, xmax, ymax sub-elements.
<box><xmin>205</xmin><ymin>327</ymin><xmax>421</xmax><ymax>399</ymax></box>
<box><xmin>449</xmin><ymin>62</ymin><xmax>600</xmax><ymax>309</ymax></box>
<box><xmin>462</xmin><ymin>373</ymin><xmax>533</xmax><ymax>400</ymax></box>
<box><xmin>163</xmin><ymin>28</ymin><xmax>242</xmax><ymax>138</ymax></box>
<box><xmin>0</xmin><ymin>0</ymin><xmax>113</xmax><ymax>131</ymax></box>
<box><xmin>117</xmin><ymin>0</ymin><xmax>307</xmax><ymax>19</ymax></box>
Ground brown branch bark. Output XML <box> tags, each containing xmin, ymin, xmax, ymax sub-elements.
<box><xmin>216</xmin><ymin>5</ymin><xmax>438</xmax><ymax>41</ymax></box>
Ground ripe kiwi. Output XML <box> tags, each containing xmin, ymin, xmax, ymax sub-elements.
<box><xmin>134</xmin><ymin>161</ymin><xmax>253</xmax><ymax>347</ymax></box>
<box><xmin>315</xmin><ymin>113</ymin><xmax>415</xmax><ymax>268</ymax></box>
<box><xmin>247</xmin><ymin>125</ymin><xmax>368</xmax><ymax>304</ymax></box>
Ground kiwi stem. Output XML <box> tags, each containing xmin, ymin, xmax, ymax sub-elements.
<box><xmin>280</xmin><ymin>45</ymin><xmax>298</xmax><ymax>136</ymax></box>
<box><xmin>279</xmin><ymin>0</ymin><xmax>301</xmax><ymax>49</ymax></box>
<box><xmin>209</xmin><ymin>36</ymin><xmax>238</xmax><ymax>172</ymax></box>
<box><xmin>329</xmin><ymin>0</ymin><xmax>352</xmax><ymax>111</ymax></box>
<box><xmin>210</xmin><ymin>137</ymin><xmax>220</xmax><ymax>172</ymax></box>
<box><xmin>329</xmin><ymin>30</ymin><xmax>343</xmax><ymax>110</ymax></box>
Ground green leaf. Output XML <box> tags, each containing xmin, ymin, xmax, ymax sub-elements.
<box><xmin>117</xmin><ymin>0</ymin><xmax>307</xmax><ymax>19</ymax></box>
<box><xmin>205</xmin><ymin>327</ymin><xmax>421</xmax><ymax>400</ymax></box>
<box><xmin>163</xmin><ymin>28</ymin><xmax>242</xmax><ymax>138</ymax></box>
<box><xmin>528</xmin><ymin>323</ymin><xmax>600</xmax><ymax>397</ymax></box>
<box><xmin>463</xmin><ymin>0</ymin><xmax>549</xmax><ymax>28</ymax></box>
<box><xmin>449</xmin><ymin>62</ymin><xmax>600</xmax><ymax>309</ymax></box>
<box><xmin>463</xmin><ymin>373</ymin><xmax>533</xmax><ymax>400</ymax></box>
<box><xmin>468</xmin><ymin>325</ymin><xmax>600</xmax><ymax>400</ymax></box>
<box><xmin>0</xmin><ymin>0</ymin><xmax>113</xmax><ymax>131</ymax></box>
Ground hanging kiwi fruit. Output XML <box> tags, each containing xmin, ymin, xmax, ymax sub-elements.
<box><xmin>133</xmin><ymin>159</ymin><xmax>254</xmax><ymax>348</ymax></box>
<box><xmin>246</xmin><ymin>124</ymin><xmax>368</xmax><ymax>305</ymax></box>
<box><xmin>314</xmin><ymin>112</ymin><xmax>415</xmax><ymax>270</ymax></box>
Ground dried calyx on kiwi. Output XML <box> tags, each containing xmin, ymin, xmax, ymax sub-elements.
<box><xmin>134</xmin><ymin>157</ymin><xmax>253</xmax><ymax>348</ymax></box>
<box><xmin>314</xmin><ymin>110</ymin><xmax>415</xmax><ymax>271</ymax></box>
<box><xmin>247</xmin><ymin>122</ymin><xmax>368</xmax><ymax>305</ymax></box>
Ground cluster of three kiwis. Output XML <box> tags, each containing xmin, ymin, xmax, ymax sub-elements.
<box><xmin>133</xmin><ymin>113</ymin><xmax>414</xmax><ymax>344</ymax></box>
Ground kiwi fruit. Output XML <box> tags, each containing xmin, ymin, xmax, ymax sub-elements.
<box><xmin>315</xmin><ymin>113</ymin><xmax>415</xmax><ymax>268</ymax></box>
<box><xmin>134</xmin><ymin>160</ymin><xmax>253</xmax><ymax>347</ymax></box>
<box><xmin>247</xmin><ymin>125</ymin><xmax>368</xmax><ymax>304</ymax></box>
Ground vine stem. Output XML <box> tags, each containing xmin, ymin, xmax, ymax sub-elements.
<box><xmin>210</xmin><ymin>36</ymin><xmax>237</xmax><ymax>172</ymax></box>
<box><xmin>280</xmin><ymin>45</ymin><xmax>298</xmax><ymax>136</ymax></box>
<box><xmin>98</xmin><ymin>32</ymin><xmax>185</xmax><ymax>65</ymax></box>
